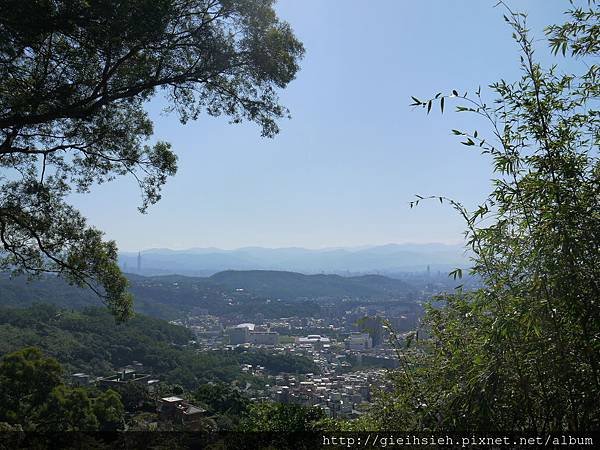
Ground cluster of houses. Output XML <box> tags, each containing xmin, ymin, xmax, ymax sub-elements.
<box><xmin>70</xmin><ymin>363</ymin><xmax>206</xmax><ymax>430</ymax></box>
<box><xmin>269</xmin><ymin>369</ymin><xmax>389</xmax><ymax>419</ymax></box>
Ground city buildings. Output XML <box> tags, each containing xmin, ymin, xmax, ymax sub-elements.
<box><xmin>227</xmin><ymin>323</ymin><xmax>279</xmax><ymax>346</ymax></box>
<box><xmin>166</xmin><ymin>301</ymin><xmax>418</xmax><ymax>420</ymax></box>
<box><xmin>345</xmin><ymin>332</ymin><xmax>373</xmax><ymax>351</ymax></box>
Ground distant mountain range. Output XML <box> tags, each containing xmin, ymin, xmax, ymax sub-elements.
<box><xmin>119</xmin><ymin>243</ymin><xmax>468</xmax><ymax>276</ymax></box>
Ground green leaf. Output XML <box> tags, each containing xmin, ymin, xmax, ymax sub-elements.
<box><xmin>448</xmin><ymin>268</ymin><xmax>463</xmax><ymax>280</ymax></box>
<box><xmin>410</xmin><ymin>96</ymin><xmax>421</xmax><ymax>106</ymax></box>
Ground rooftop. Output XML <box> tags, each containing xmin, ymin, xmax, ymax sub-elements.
<box><xmin>161</xmin><ymin>396</ymin><xmax>184</xmax><ymax>403</ymax></box>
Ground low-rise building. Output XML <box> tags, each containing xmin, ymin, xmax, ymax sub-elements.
<box><xmin>345</xmin><ymin>333</ymin><xmax>372</xmax><ymax>351</ymax></box>
<box><xmin>227</xmin><ymin>323</ymin><xmax>255</xmax><ymax>344</ymax></box>
<box><xmin>70</xmin><ymin>373</ymin><xmax>91</xmax><ymax>386</ymax></box>
<box><xmin>250</xmin><ymin>331</ymin><xmax>279</xmax><ymax>345</ymax></box>
<box><xmin>296</xmin><ymin>335</ymin><xmax>331</xmax><ymax>347</ymax></box>
<box><xmin>97</xmin><ymin>367</ymin><xmax>152</xmax><ymax>389</ymax></box>
<box><xmin>158</xmin><ymin>396</ymin><xmax>206</xmax><ymax>431</ymax></box>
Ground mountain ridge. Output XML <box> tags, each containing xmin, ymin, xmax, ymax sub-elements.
<box><xmin>0</xmin><ymin>269</ymin><xmax>418</xmax><ymax>320</ymax></box>
<box><xmin>119</xmin><ymin>243</ymin><xmax>467</xmax><ymax>276</ymax></box>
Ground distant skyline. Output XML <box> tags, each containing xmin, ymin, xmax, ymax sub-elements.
<box><xmin>119</xmin><ymin>242</ymin><xmax>467</xmax><ymax>276</ymax></box>
<box><xmin>68</xmin><ymin>1</ymin><xmax>574</xmax><ymax>252</ymax></box>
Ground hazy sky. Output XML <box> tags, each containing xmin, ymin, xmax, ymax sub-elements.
<box><xmin>69</xmin><ymin>1</ymin><xmax>573</xmax><ymax>251</ymax></box>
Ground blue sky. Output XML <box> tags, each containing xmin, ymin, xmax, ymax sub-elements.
<box><xmin>70</xmin><ymin>1</ymin><xmax>574</xmax><ymax>251</ymax></box>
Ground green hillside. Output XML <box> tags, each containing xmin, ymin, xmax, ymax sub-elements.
<box><xmin>0</xmin><ymin>304</ymin><xmax>317</xmax><ymax>390</ymax></box>
<box><xmin>0</xmin><ymin>270</ymin><xmax>416</xmax><ymax>320</ymax></box>
<box><xmin>0</xmin><ymin>273</ymin><xmax>321</xmax><ymax>320</ymax></box>
<box><xmin>209</xmin><ymin>270</ymin><xmax>415</xmax><ymax>300</ymax></box>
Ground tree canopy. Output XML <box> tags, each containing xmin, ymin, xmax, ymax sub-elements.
<box><xmin>239</xmin><ymin>402</ymin><xmax>325</xmax><ymax>433</ymax></box>
<box><xmin>372</xmin><ymin>1</ymin><xmax>600</xmax><ymax>432</ymax></box>
<box><xmin>0</xmin><ymin>0</ymin><xmax>304</xmax><ymax>319</ymax></box>
<box><xmin>0</xmin><ymin>347</ymin><xmax>125</xmax><ymax>431</ymax></box>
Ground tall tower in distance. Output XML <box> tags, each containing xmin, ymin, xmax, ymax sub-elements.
<box><xmin>137</xmin><ymin>252</ymin><xmax>142</xmax><ymax>274</ymax></box>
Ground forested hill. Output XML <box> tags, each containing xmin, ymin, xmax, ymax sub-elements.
<box><xmin>208</xmin><ymin>270</ymin><xmax>415</xmax><ymax>300</ymax></box>
<box><xmin>0</xmin><ymin>304</ymin><xmax>318</xmax><ymax>390</ymax></box>
<box><xmin>0</xmin><ymin>270</ymin><xmax>416</xmax><ymax>319</ymax></box>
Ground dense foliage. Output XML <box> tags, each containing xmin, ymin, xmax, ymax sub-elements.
<box><xmin>0</xmin><ymin>272</ymin><xmax>323</xmax><ymax>319</ymax></box>
<box><xmin>0</xmin><ymin>304</ymin><xmax>318</xmax><ymax>389</ymax></box>
<box><xmin>0</xmin><ymin>0</ymin><xmax>303</xmax><ymax>319</ymax></box>
<box><xmin>0</xmin><ymin>347</ymin><xmax>125</xmax><ymax>431</ymax></box>
<box><xmin>193</xmin><ymin>382</ymin><xmax>250</xmax><ymax>430</ymax></box>
<box><xmin>210</xmin><ymin>270</ymin><xmax>415</xmax><ymax>300</ymax></box>
<box><xmin>239</xmin><ymin>402</ymin><xmax>325</xmax><ymax>432</ymax></box>
<box><xmin>236</xmin><ymin>347</ymin><xmax>319</xmax><ymax>374</ymax></box>
<box><xmin>129</xmin><ymin>273</ymin><xmax>323</xmax><ymax>318</ymax></box>
<box><xmin>371</xmin><ymin>2</ymin><xmax>600</xmax><ymax>432</ymax></box>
